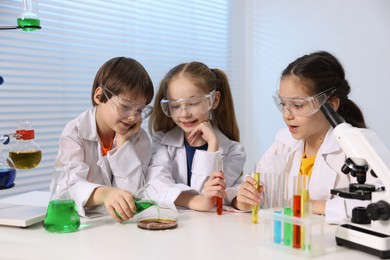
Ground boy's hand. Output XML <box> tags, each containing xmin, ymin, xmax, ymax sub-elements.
<box><xmin>90</xmin><ymin>186</ymin><xmax>137</xmax><ymax>222</ymax></box>
<box><xmin>116</xmin><ymin>120</ymin><xmax>141</xmax><ymax>148</ymax></box>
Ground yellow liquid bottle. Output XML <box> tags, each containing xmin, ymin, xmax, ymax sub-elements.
<box><xmin>9</xmin><ymin>121</ymin><xmax>42</xmax><ymax>169</ymax></box>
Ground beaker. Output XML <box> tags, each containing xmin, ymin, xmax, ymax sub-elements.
<box><xmin>0</xmin><ymin>136</ymin><xmax>16</xmax><ymax>189</ymax></box>
<box><xmin>9</xmin><ymin>121</ymin><xmax>42</xmax><ymax>169</ymax></box>
<box><xmin>17</xmin><ymin>0</ymin><xmax>40</xmax><ymax>31</ymax></box>
<box><xmin>43</xmin><ymin>165</ymin><xmax>80</xmax><ymax>233</ymax></box>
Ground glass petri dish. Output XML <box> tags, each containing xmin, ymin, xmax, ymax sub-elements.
<box><xmin>137</xmin><ymin>217</ymin><xmax>178</xmax><ymax>230</ymax></box>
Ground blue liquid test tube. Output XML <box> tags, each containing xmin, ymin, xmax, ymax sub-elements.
<box><xmin>274</xmin><ymin>209</ymin><xmax>282</xmax><ymax>244</ymax></box>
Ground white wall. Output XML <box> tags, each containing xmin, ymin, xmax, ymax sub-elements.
<box><xmin>241</xmin><ymin>0</ymin><xmax>390</xmax><ymax>174</ymax></box>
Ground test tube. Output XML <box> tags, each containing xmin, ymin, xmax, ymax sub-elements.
<box><xmin>274</xmin><ymin>209</ymin><xmax>282</xmax><ymax>243</ymax></box>
<box><xmin>273</xmin><ymin>172</ymin><xmax>284</xmax><ymax>243</ymax></box>
<box><xmin>282</xmin><ymin>171</ymin><xmax>292</xmax><ymax>247</ymax></box>
<box><xmin>300</xmin><ymin>175</ymin><xmax>309</xmax><ymax>249</ymax></box>
<box><xmin>216</xmin><ymin>158</ymin><xmax>223</xmax><ymax>215</ymax></box>
<box><xmin>252</xmin><ymin>164</ymin><xmax>260</xmax><ymax>224</ymax></box>
<box><xmin>293</xmin><ymin>176</ymin><xmax>302</xmax><ymax>249</ymax></box>
<box><xmin>283</xmin><ymin>206</ymin><xmax>293</xmax><ymax>246</ymax></box>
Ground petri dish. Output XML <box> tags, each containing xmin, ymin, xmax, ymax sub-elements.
<box><xmin>137</xmin><ymin>217</ymin><xmax>178</xmax><ymax>230</ymax></box>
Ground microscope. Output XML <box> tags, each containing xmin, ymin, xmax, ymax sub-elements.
<box><xmin>321</xmin><ymin>102</ymin><xmax>390</xmax><ymax>259</ymax></box>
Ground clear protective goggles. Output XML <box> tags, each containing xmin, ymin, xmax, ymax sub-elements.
<box><xmin>103</xmin><ymin>88</ymin><xmax>153</xmax><ymax>120</ymax></box>
<box><xmin>160</xmin><ymin>90</ymin><xmax>215</xmax><ymax>118</ymax></box>
<box><xmin>272</xmin><ymin>88</ymin><xmax>337</xmax><ymax>117</ymax></box>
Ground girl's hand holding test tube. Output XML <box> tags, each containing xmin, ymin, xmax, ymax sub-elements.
<box><xmin>235</xmin><ymin>175</ymin><xmax>263</xmax><ymax>212</ymax></box>
<box><xmin>200</xmin><ymin>170</ymin><xmax>226</xmax><ymax>211</ymax></box>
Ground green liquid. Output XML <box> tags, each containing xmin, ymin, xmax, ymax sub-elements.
<box><xmin>17</xmin><ymin>18</ymin><xmax>40</xmax><ymax>31</ymax></box>
<box><xmin>115</xmin><ymin>198</ymin><xmax>156</xmax><ymax>221</ymax></box>
<box><xmin>283</xmin><ymin>207</ymin><xmax>293</xmax><ymax>246</ymax></box>
<box><xmin>43</xmin><ymin>200</ymin><xmax>80</xmax><ymax>233</ymax></box>
<box><xmin>134</xmin><ymin>198</ymin><xmax>156</xmax><ymax>214</ymax></box>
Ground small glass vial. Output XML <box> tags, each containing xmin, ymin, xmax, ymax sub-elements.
<box><xmin>43</xmin><ymin>165</ymin><xmax>80</xmax><ymax>233</ymax></box>
<box><xmin>9</xmin><ymin>120</ymin><xmax>42</xmax><ymax>169</ymax></box>
<box><xmin>0</xmin><ymin>137</ymin><xmax>16</xmax><ymax>189</ymax></box>
<box><xmin>17</xmin><ymin>0</ymin><xmax>41</xmax><ymax>31</ymax></box>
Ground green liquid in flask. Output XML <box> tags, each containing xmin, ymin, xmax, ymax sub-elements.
<box><xmin>43</xmin><ymin>199</ymin><xmax>80</xmax><ymax>233</ymax></box>
<box><xmin>115</xmin><ymin>198</ymin><xmax>156</xmax><ymax>221</ymax></box>
<box><xmin>134</xmin><ymin>198</ymin><xmax>156</xmax><ymax>214</ymax></box>
<box><xmin>17</xmin><ymin>18</ymin><xmax>40</xmax><ymax>31</ymax></box>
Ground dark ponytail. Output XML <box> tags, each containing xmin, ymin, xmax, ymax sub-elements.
<box><xmin>338</xmin><ymin>98</ymin><xmax>366</xmax><ymax>128</ymax></box>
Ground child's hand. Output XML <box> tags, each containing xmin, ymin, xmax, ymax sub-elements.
<box><xmin>95</xmin><ymin>187</ymin><xmax>138</xmax><ymax>222</ymax></box>
<box><xmin>310</xmin><ymin>199</ymin><xmax>326</xmax><ymax>215</ymax></box>
<box><xmin>187</xmin><ymin>121</ymin><xmax>219</xmax><ymax>152</ymax></box>
<box><xmin>235</xmin><ymin>176</ymin><xmax>262</xmax><ymax>211</ymax></box>
<box><xmin>115</xmin><ymin>120</ymin><xmax>142</xmax><ymax>149</ymax></box>
<box><xmin>200</xmin><ymin>170</ymin><xmax>226</xmax><ymax>210</ymax></box>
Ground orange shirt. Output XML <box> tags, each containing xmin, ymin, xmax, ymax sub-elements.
<box><xmin>100</xmin><ymin>138</ymin><xmax>114</xmax><ymax>156</ymax></box>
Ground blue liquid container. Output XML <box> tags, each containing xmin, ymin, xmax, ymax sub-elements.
<box><xmin>274</xmin><ymin>209</ymin><xmax>282</xmax><ymax>244</ymax></box>
<box><xmin>0</xmin><ymin>168</ymin><xmax>16</xmax><ymax>189</ymax></box>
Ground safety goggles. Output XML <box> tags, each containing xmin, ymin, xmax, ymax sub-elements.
<box><xmin>160</xmin><ymin>90</ymin><xmax>215</xmax><ymax>118</ymax></box>
<box><xmin>103</xmin><ymin>88</ymin><xmax>153</xmax><ymax>120</ymax></box>
<box><xmin>273</xmin><ymin>88</ymin><xmax>337</xmax><ymax>117</ymax></box>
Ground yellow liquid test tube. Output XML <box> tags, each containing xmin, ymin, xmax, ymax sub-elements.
<box><xmin>252</xmin><ymin>171</ymin><xmax>260</xmax><ymax>223</ymax></box>
<box><xmin>300</xmin><ymin>175</ymin><xmax>309</xmax><ymax>250</ymax></box>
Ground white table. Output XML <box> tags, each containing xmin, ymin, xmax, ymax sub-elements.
<box><xmin>0</xmin><ymin>200</ymin><xmax>379</xmax><ymax>260</ymax></box>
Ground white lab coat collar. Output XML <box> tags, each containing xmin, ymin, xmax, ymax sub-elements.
<box><xmin>77</xmin><ymin>107</ymin><xmax>99</xmax><ymax>142</ymax></box>
<box><xmin>317</xmin><ymin>127</ymin><xmax>340</xmax><ymax>154</ymax></box>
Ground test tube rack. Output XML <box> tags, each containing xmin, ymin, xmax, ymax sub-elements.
<box><xmin>259</xmin><ymin>208</ymin><xmax>325</xmax><ymax>258</ymax></box>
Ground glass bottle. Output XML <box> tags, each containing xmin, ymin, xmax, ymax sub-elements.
<box><xmin>0</xmin><ymin>136</ymin><xmax>16</xmax><ymax>189</ymax></box>
<box><xmin>43</xmin><ymin>165</ymin><xmax>80</xmax><ymax>233</ymax></box>
<box><xmin>17</xmin><ymin>0</ymin><xmax>41</xmax><ymax>31</ymax></box>
<box><xmin>9</xmin><ymin>120</ymin><xmax>42</xmax><ymax>169</ymax></box>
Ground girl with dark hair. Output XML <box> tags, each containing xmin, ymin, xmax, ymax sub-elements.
<box><xmin>237</xmin><ymin>51</ymin><xmax>377</xmax><ymax>223</ymax></box>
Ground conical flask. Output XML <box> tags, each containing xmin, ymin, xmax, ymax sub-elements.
<box><xmin>114</xmin><ymin>184</ymin><xmax>159</xmax><ymax>221</ymax></box>
<box><xmin>17</xmin><ymin>0</ymin><xmax>40</xmax><ymax>31</ymax></box>
<box><xmin>43</xmin><ymin>165</ymin><xmax>80</xmax><ymax>233</ymax></box>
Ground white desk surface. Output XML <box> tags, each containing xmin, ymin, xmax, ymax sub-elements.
<box><xmin>0</xmin><ymin>193</ymin><xmax>379</xmax><ymax>260</ymax></box>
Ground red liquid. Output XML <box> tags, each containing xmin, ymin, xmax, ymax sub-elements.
<box><xmin>293</xmin><ymin>194</ymin><xmax>301</xmax><ymax>249</ymax></box>
<box><xmin>217</xmin><ymin>197</ymin><xmax>222</xmax><ymax>215</ymax></box>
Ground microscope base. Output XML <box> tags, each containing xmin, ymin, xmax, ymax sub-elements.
<box><xmin>336</xmin><ymin>223</ymin><xmax>390</xmax><ymax>259</ymax></box>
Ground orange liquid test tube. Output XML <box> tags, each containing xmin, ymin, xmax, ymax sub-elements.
<box><xmin>293</xmin><ymin>176</ymin><xmax>301</xmax><ymax>249</ymax></box>
<box><xmin>293</xmin><ymin>194</ymin><xmax>301</xmax><ymax>248</ymax></box>
<box><xmin>216</xmin><ymin>158</ymin><xmax>223</xmax><ymax>215</ymax></box>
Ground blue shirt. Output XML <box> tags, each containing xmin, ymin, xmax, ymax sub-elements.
<box><xmin>184</xmin><ymin>140</ymin><xmax>208</xmax><ymax>186</ymax></box>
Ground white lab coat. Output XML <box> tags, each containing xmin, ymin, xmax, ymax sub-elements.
<box><xmin>54</xmin><ymin>107</ymin><xmax>151</xmax><ymax>217</ymax></box>
<box><xmin>259</xmin><ymin>127</ymin><xmax>380</xmax><ymax>224</ymax></box>
<box><xmin>145</xmin><ymin>126</ymin><xmax>246</xmax><ymax>210</ymax></box>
